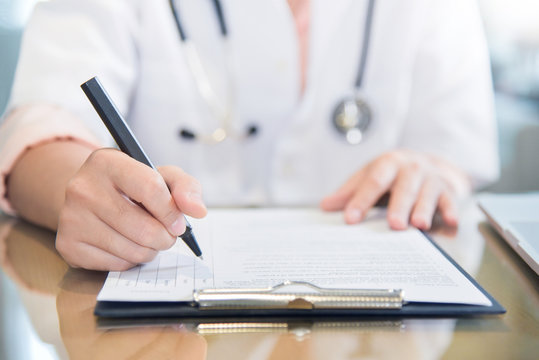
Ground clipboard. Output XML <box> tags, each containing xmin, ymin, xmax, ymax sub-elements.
<box><xmin>94</xmin><ymin>233</ymin><xmax>505</xmax><ymax>319</ymax></box>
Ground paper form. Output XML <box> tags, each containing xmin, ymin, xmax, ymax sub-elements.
<box><xmin>97</xmin><ymin>208</ymin><xmax>491</xmax><ymax>306</ymax></box>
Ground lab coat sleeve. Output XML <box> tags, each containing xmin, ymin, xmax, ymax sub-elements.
<box><xmin>0</xmin><ymin>0</ymin><xmax>139</xmax><ymax>214</ymax></box>
<box><xmin>0</xmin><ymin>105</ymin><xmax>102</xmax><ymax>215</ymax></box>
<box><xmin>399</xmin><ymin>0</ymin><xmax>499</xmax><ymax>189</ymax></box>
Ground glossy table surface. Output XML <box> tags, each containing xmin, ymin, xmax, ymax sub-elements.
<box><xmin>1</xmin><ymin>200</ymin><xmax>538</xmax><ymax>360</ymax></box>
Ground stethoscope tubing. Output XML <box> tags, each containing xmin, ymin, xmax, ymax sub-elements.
<box><xmin>169</xmin><ymin>0</ymin><xmax>376</xmax><ymax>144</ymax></box>
<box><xmin>170</xmin><ymin>0</ymin><xmax>250</xmax><ymax>143</ymax></box>
<box><xmin>169</xmin><ymin>0</ymin><xmax>227</xmax><ymax>40</ymax></box>
<box><xmin>356</xmin><ymin>0</ymin><xmax>375</xmax><ymax>88</ymax></box>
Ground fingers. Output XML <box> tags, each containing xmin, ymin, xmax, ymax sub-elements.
<box><xmin>91</xmin><ymin>150</ymin><xmax>206</xmax><ymax>237</ymax></box>
<box><xmin>91</xmin><ymin>188</ymin><xmax>176</xmax><ymax>250</ymax></box>
<box><xmin>320</xmin><ymin>170</ymin><xmax>364</xmax><ymax>211</ymax></box>
<box><xmin>67</xmin><ymin>243</ymin><xmax>136</xmax><ymax>272</ymax></box>
<box><xmin>343</xmin><ymin>160</ymin><xmax>400</xmax><ymax>224</ymax></box>
<box><xmin>57</xmin><ymin>148</ymin><xmax>207</xmax><ymax>270</ymax></box>
<box><xmin>438</xmin><ymin>192</ymin><xmax>458</xmax><ymax>227</ymax></box>
<box><xmin>57</xmin><ymin>210</ymin><xmax>157</xmax><ymax>271</ymax></box>
<box><xmin>387</xmin><ymin>165</ymin><xmax>424</xmax><ymax>230</ymax></box>
<box><xmin>410</xmin><ymin>179</ymin><xmax>442</xmax><ymax>230</ymax></box>
<box><xmin>66</xmin><ymin>152</ymin><xmax>177</xmax><ymax>250</ymax></box>
<box><xmin>321</xmin><ymin>150</ymin><xmax>463</xmax><ymax>230</ymax></box>
<box><xmin>159</xmin><ymin>166</ymin><xmax>207</xmax><ymax>219</ymax></box>
<box><xmin>103</xmin><ymin>152</ymin><xmax>186</xmax><ymax>237</ymax></box>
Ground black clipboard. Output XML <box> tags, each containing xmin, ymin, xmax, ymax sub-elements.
<box><xmin>94</xmin><ymin>233</ymin><xmax>505</xmax><ymax>319</ymax></box>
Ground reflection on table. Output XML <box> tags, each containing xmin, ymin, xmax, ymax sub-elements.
<box><xmin>0</xmin><ymin>199</ymin><xmax>538</xmax><ymax>359</ymax></box>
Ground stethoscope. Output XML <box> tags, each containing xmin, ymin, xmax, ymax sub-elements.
<box><xmin>169</xmin><ymin>0</ymin><xmax>375</xmax><ymax>145</ymax></box>
<box><xmin>332</xmin><ymin>0</ymin><xmax>375</xmax><ymax>145</ymax></box>
<box><xmin>169</xmin><ymin>0</ymin><xmax>257</xmax><ymax>144</ymax></box>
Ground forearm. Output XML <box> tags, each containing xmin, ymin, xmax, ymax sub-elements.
<box><xmin>6</xmin><ymin>140</ymin><xmax>95</xmax><ymax>231</ymax></box>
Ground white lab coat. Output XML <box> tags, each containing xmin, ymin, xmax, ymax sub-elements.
<box><xmin>5</xmin><ymin>0</ymin><xmax>498</xmax><ymax>207</ymax></box>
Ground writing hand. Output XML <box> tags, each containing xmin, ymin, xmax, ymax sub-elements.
<box><xmin>56</xmin><ymin>148</ymin><xmax>207</xmax><ymax>271</ymax></box>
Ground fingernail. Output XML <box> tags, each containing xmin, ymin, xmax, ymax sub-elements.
<box><xmin>422</xmin><ymin>217</ymin><xmax>432</xmax><ymax>229</ymax></box>
<box><xmin>410</xmin><ymin>212</ymin><xmax>430</xmax><ymax>229</ymax></box>
<box><xmin>446</xmin><ymin>213</ymin><xmax>458</xmax><ymax>227</ymax></box>
<box><xmin>345</xmin><ymin>209</ymin><xmax>362</xmax><ymax>224</ymax></box>
<box><xmin>171</xmin><ymin>217</ymin><xmax>186</xmax><ymax>236</ymax></box>
<box><xmin>389</xmin><ymin>212</ymin><xmax>407</xmax><ymax>230</ymax></box>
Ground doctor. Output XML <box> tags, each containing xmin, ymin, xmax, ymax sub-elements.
<box><xmin>0</xmin><ymin>0</ymin><xmax>498</xmax><ymax>270</ymax></box>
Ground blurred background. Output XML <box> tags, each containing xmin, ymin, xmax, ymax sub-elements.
<box><xmin>478</xmin><ymin>0</ymin><xmax>539</xmax><ymax>192</ymax></box>
<box><xmin>0</xmin><ymin>0</ymin><xmax>538</xmax><ymax>192</ymax></box>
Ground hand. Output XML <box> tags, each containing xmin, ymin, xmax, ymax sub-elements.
<box><xmin>56</xmin><ymin>148</ymin><xmax>207</xmax><ymax>271</ymax></box>
<box><xmin>320</xmin><ymin>150</ymin><xmax>470</xmax><ymax>230</ymax></box>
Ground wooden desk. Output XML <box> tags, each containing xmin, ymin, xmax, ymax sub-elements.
<box><xmin>1</xmin><ymin>201</ymin><xmax>537</xmax><ymax>359</ymax></box>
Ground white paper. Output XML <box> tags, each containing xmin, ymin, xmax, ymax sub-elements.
<box><xmin>97</xmin><ymin>208</ymin><xmax>491</xmax><ymax>306</ymax></box>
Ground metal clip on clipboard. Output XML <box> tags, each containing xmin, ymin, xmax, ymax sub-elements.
<box><xmin>193</xmin><ymin>281</ymin><xmax>404</xmax><ymax>310</ymax></box>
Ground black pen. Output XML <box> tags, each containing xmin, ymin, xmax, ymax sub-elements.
<box><xmin>81</xmin><ymin>76</ymin><xmax>203</xmax><ymax>259</ymax></box>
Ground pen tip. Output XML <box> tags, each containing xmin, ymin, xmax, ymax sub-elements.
<box><xmin>198</xmin><ymin>255</ymin><xmax>204</xmax><ymax>261</ymax></box>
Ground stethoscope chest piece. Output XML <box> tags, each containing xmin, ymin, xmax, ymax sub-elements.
<box><xmin>332</xmin><ymin>97</ymin><xmax>371</xmax><ymax>145</ymax></box>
